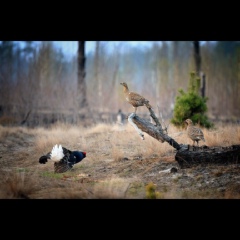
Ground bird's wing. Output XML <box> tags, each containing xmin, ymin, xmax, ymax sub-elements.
<box><xmin>129</xmin><ymin>92</ymin><xmax>146</xmax><ymax>101</ymax></box>
<box><xmin>61</xmin><ymin>147</ymin><xmax>72</xmax><ymax>163</ymax></box>
<box><xmin>192</xmin><ymin>127</ymin><xmax>205</xmax><ymax>138</ymax></box>
<box><xmin>62</xmin><ymin>147</ymin><xmax>72</xmax><ymax>155</ymax></box>
<box><xmin>54</xmin><ymin>161</ymin><xmax>72</xmax><ymax>173</ymax></box>
<box><xmin>54</xmin><ymin>147</ymin><xmax>74</xmax><ymax>173</ymax></box>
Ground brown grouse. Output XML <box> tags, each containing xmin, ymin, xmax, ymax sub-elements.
<box><xmin>185</xmin><ymin>119</ymin><xmax>205</xmax><ymax>146</ymax></box>
<box><xmin>120</xmin><ymin>82</ymin><xmax>152</xmax><ymax>113</ymax></box>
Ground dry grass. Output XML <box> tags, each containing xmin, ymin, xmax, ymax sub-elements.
<box><xmin>168</xmin><ymin>123</ymin><xmax>240</xmax><ymax>147</ymax></box>
<box><xmin>0</xmin><ymin>121</ymin><xmax>240</xmax><ymax>199</ymax></box>
<box><xmin>0</xmin><ymin>169</ymin><xmax>39</xmax><ymax>199</ymax></box>
<box><xmin>205</xmin><ymin>124</ymin><xmax>240</xmax><ymax>147</ymax></box>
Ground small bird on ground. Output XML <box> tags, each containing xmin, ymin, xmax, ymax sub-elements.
<box><xmin>185</xmin><ymin>119</ymin><xmax>205</xmax><ymax>146</ymax></box>
<box><xmin>39</xmin><ymin>144</ymin><xmax>86</xmax><ymax>173</ymax></box>
<box><xmin>120</xmin><ymin>82</ymin><xmax>152</xmax><ymax>114</ymax></box>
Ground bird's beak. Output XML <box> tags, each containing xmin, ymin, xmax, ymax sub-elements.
<box><xmin>120</xmin><ymin>82</ymin><xmax>123</xmax><ymax>85</ymax></box>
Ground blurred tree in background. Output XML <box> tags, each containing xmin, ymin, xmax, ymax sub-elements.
<box><xmin>0</xmin><ymin>41</ymin><xmax>239</xmax><ymax>127</ymax></box>
<box><xmin>77</xmin><ymin>41</ymin><xmax>88</xmax><ymax>109</ymax></box>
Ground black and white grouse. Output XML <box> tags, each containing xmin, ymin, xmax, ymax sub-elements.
<box><xmin>39</xmin><ymin>144</ymin><xmax>87</xmax><ymax>173</ymax></box>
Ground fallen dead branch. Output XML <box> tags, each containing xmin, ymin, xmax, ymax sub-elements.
<box><xmin>127</xmin><ymin>106</ymin><xmax>240</xmax><ymax>168</ymax></box>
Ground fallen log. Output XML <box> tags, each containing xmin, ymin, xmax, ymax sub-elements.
<box><xmin>128</xmin><ymin>107</ymin><xmax>240</xmax><ymax>169</ymax></box>
<box><xmin>175</xmin><ymin>144</ymin><xmax>240</xmax><ymax>168</ymax></box>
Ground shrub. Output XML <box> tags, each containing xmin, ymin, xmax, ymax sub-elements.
<box><xmin>171</xmin><ymin>71</ymin><xmax>213</xmax><ymax>129</ymax></box>
<box><xmin>145</xmin><ymin>182</ymin><xmax>162</xmax><ymax>199</ymax></box>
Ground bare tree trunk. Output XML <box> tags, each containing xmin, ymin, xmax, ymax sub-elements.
<box><xmin>77</xmin><ymin>41</ymin><xmax>88</xmax><ymax>110</ymax></box>
<box><xmin>109</xmin><ymin>49</ymin><xmax>120</xmax><ymax>98</ymax></box>
<box><xmin>193</xmin><ymin>41</ymin><xmax>206</xmax><ymax>98</ymax></box>
<box><xmin>94</xmin><ymin>41</ymin><xmax>102</xmax><ymax>111</ymax></box>
<box><xmin>201</xmin><ymin>72</ymin><xmax>206</xmax><ymax>98</ymax></box>
<box><xmin>193</xmin><ymin>41</ymin><xmax>201</xmax><ymax>77</ymax></box>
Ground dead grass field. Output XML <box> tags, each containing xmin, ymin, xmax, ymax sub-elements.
<box><xmin>0</xmin><ymin>121</ymin><xmax>240</xmax><ymax>199</ymax></box>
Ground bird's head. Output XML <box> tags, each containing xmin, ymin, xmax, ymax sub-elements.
<box><xmin>72</xmin><ymin>151</ymin><xmax>86</xmax><ymax>162</ymax></box>
<box><xmin>185</xmin><ymin>119</ymin><xmax>193</xmax><ymax>125</ymax></box>
<box><xmin>120</xmin><ymin>82</ymin><xmax>128</xmax><ymax>88</ymax></box>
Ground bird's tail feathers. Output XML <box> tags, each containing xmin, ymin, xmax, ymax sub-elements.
<box><xmin>50</xmin><ymin>144</ymin><xmax>64</xmax><ymax>162</ymax></box>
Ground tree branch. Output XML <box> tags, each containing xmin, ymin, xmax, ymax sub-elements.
<box><xmin>127</xmin><ymin>106</ymin><xmax>181</xmax><ymax>150</ymax></box>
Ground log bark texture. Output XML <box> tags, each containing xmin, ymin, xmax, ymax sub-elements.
<box><xmin>175</xmin><ymin>145</ymin><xmax>240</xmax><ymax>168</ymax></box>
<box><xmin>132</xmin><ymin>114</ymin><xmax>181</xmax><ymax>150</ymax></box>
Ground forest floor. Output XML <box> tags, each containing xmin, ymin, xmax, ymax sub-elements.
<box><xmin>0</xmin><ymin>121</ymin><xmax>240</xmax><ymax>199</ymax></box>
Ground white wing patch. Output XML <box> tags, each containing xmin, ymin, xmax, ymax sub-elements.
<box><xmin>50</xmin><ymin>144</ymin><xmax>64</xmax><ymax>162</ymax></box>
